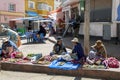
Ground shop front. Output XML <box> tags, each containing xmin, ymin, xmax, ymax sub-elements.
<box><xmin>61</xmin><ymin>0</ymin><xmax>120</xmax><ymax>40</ymax></box>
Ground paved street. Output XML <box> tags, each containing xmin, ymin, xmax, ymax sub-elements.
<box><xmin>0</xmin><ymin>70</ymin><xmax>102</xmax><ymax>80</ymax></box>
<box><xmin>0</xmin><ymin>39</ymin><xmax>103</xmax><ymax>80</ymax></box>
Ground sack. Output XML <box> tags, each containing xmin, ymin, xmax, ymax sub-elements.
<box><xmin>61</xmin><ymin>54</ymin><xmax>73</xmax><ymax>61</ymax></box>
<box><xmin>103</xmin><ymin>57</ymin><xmax>119</xmax><ymax>68</ymax></box>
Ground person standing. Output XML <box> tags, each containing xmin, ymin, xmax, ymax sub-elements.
<box><xmin>74</xmin><ymin>15</ymin><xmax>81</xmax><ymax>38</ymax></box>
<box><xmin>48</xmin><ymin>22</ymin><xmax>54</xmax><ymax>36</ymax></box>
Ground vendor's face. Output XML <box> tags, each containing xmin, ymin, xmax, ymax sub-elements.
<box><xmin>96</xmin><ymin>43</ymin><xmax>101</xmax><ymax>48</ymax></box>
<box><xmin>58</xmin><ymin>40</ymin><xmax>62</xmax><ymax>44</ymax></box>
<box><xmin>72</xmin><ymin>42</ymin><xmax>76</xmax><ymax>45</ymax></box>
<box><xmin>7</xmin><ymin>46</ymin><xmax>14</xmax><ymax>53</ymax></box>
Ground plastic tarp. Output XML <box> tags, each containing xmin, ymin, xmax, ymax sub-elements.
<box><xmin>117</xmin><ymin>4</ymin><xmax>120</xmax><ymax>21</ymax></box>
<box><xmin>49</xmin><ymin>60</ymin><xmax>80</xmax><ymax>70</ymax></box>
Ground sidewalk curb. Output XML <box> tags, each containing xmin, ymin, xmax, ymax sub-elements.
<box><xmin>1</xmin><ymin>62</ymin><xmax>120</xmax><ymax>80</ymax></box>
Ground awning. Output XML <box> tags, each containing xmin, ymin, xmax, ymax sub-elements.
<box><xmin>34</xmin><ymin>19</ymin><xmax>52</xmax><ymax>23</ymax></box>
<box><xmin>48</xmin><ymin>7</ymin><xmax>62</xmax><ymax>20</ymax></box>
<box><xmin>26</xmin><ymin>11</ymin><xmax>39</xmax><ymax>17</ymax></box>
<box><xmin>62</xmin><ymin>0</ymin><xmax>80</xmax><ymax>7</ymax></box>
<box><xmin>49</xmin><ymin>7</ymin><xmax>62</xmax><ymax>14</ymax></box>
<box><xmin>9</xmin><ymin>16</ymin><xmax>45</xmax><ymax>21</ymax></box>
<box><xmin>9</xmin><ymin>17</ymin><xmax>35</xmax><ymax>21</ymax></box>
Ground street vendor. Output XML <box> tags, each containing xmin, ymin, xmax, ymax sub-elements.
<box><xmin>70</xmin><ymin>37</ymin><xmax>85</xmax><ymax>61</ymax></box>
<box><xmin>50</xmin><ymin>36</ymin><xmax>67</xmax><ymax>55</ymax></box>
<box><xmin>0</xmin><ymin>38</ymin><xmax>19</xmax><ymax>58</ymax></box>
<box><xmin>59</xmin><ymin>37</ymin><xmax>85</xmax><ymax>62</ymax></box>
<box><xmin>1</xmin><ymin>24</ymin><xmax>21</xmax><ymax>47</ymax></box>
<box><xmin>86</xmin><ymin>40</ymin><xmax>107</xmax><ymax>65</ymax></box>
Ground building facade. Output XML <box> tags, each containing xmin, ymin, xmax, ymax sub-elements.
<box><xmin>61</xmin><ymin>0</ymin><xmax>120</xmax><ymax>40</ymax></box>
<box><xmin>25</xmin><ymin>0</ymin><xmax>54</xmax><ymax>17</ymax></box>
<box><xmin>0</xmin><ymin>0</ymin><xmax>25</xmax><ymax>28</ymax></box>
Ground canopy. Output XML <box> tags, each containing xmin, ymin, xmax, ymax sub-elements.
<box><xmin>48</xmin><ymin>7</ymin><xmax>62</xmax><ymax>20</ymax></box>
<box><xmin>34</xmin><ymin>19</ymin><xmax>52</xmax><ymax>23</ymax></box>
<box><xmin>26</xmin><ymin>11</ymin><xmax>39</xmax><ymax>17</ymax></box>
<box><xmin>10</xmin><ymin>17</ymin><xmax>35</xmax><ymax>21</ymax></box>
<box><xmin>62</xmin><ymin>0</ymin><xmax>80</xmax><ymax>7</ymax></box>
<box><xmin>49</xmin><ymin>7</ymin><xmax>62</xmax><ymax>14</ymax></box>
<box><xmin>9</xmin><ymin>16</ymin><xmax>45</xmax><ymax>21</ymax></box>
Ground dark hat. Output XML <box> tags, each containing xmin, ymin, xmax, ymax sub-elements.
<box><xmin>57</xmin><ymin>36</ymin><xmax>63</xmax><ymax>41</ymax></box>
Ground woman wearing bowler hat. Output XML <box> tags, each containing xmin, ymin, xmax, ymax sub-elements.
<box><xmin>70</xmin><ymin>37</ymin><xmax>85</xmax><ymax>61</ymax></box>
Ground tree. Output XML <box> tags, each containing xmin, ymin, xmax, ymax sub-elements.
<box><xmin>84</xmin><ymin>0</ymin><xmax>90</xmax><ymax>55</ymax></box>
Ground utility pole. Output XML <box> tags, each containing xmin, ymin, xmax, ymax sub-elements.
<box><xmin>84</xmin><ymin>0</ymin><xmax>90</xmax><ymax>55</ymax></box>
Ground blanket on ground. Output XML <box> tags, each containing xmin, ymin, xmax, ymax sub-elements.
<box><xmin>49</xmin><ymin>60</ymin><xmax>80</xmax><ymax>70</ymax></box>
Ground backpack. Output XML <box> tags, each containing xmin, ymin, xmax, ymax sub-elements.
<box><xmin>103</xmin><ymin>57</ymin><xmax>119</xmax><ymax>68</ymax></box>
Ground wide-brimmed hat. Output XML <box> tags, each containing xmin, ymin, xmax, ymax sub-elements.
<box><xmin>2</xmin><ymin>38</ymin><xmax>9</xmax><ymax>42</ymax></box>
<box><xmin>96</xmin><ymin>40</ymin><xmax>102</xmax><ymax>44</ymax></box>
<box><xmin>71</xmin><ymin>37</ymin><xmax>79</xmax><ymax>43</ymax></box>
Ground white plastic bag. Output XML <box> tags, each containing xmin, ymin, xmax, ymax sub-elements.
<box><xmin>61</xmin><ymin>54</ymin><xmax>73</xmax><ymax>61</ymax></box>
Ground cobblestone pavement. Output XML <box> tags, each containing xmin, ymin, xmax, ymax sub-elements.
<box><xmin>0</xmin><ymin>39</ymin><xmax>103</xmax><ymax>80</ymax></box>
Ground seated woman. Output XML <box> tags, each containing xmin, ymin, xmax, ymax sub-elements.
<box><xmin>70</xmin><ymin>37</ymin><xmax>85</xmax><ymax>61</ymax></box>
<box><xmin>50</xmin><ymin>36</ymin><xmax>67</xmax><ymax>55</ymax></box>
<box><xmin>86</xmin><ymin>40</ymin><xmax>107</xmax><ymax>65</ymax></box>
<box><xmin>1</xmin><ymin>25</ymin><xmax>21</xmax><ymax>47</ymax></box>
<box><xmin>0</xmin><ymin>38</ymin><xmax>20</xmax><ymax>59</ymax></box>
<box><xmin>55</xmin><ymin>37</ymin><xmax>85</xmax><ymax>63</ymax></box>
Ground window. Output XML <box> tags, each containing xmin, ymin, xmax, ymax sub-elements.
<box><xmin>28</xmin><ymin>1</ymin><xmax>35</xmax><ymax>9</ymax></box>
<box><xmin>48</xmin><ymin>6</ymin><xmax>52</xmax><ymax>11</ymax></box>
<box><xmin>90</xmin><ymin>0</ymin><xmax>112</xmax><ymax>22</ymax></box>
<box><xmin>38</xmin><ymin>3</ymin><xmax>49</xmax><ymax>11</ymax></box>
<box><xmin>8</xmin><ymin>4</ymin><xmax>16</xmax><ymax>11</ymax></box>
<box><xmin>43</xmin><ymin>3</ymin><xmax>47</xmax><ymax>10</ymax></box>
<box><xmin>38</xmin><ymin>3</ymin><xmax>42</xmax><ymax>10</ymax></box>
